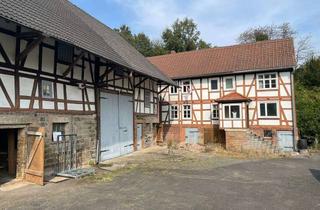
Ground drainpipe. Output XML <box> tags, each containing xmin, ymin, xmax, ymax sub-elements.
<box><xmin>290</xmin><ymin>71</ymin><xmax>298</xmax><ymax>151</ymax></box>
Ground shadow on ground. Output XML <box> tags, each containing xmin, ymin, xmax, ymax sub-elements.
<box><xmin>310</xmin><ymin>169</ymin><xmax>320</xmax><ymax>183</ymax></box>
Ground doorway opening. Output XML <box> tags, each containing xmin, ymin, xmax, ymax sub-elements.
<box><xmin>0</xmin><ymin>129</ymin><xmax>18</xmax><ymax>185</ymax></box>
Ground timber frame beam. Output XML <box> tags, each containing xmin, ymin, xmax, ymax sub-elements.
<box><xmin>63</xmin><ymin>51</ymin><xmax>85</xmax><ymax>77</ymax></box>
<box><xmin>16</xmin><ymin>35</ymin><xmax>45</xmax><ymax>66</ymax></box>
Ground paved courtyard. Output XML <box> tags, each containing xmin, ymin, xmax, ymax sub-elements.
<box><xmin>0</xmin><ymin>147</ymin><xmax>319</xmax><ymax>210</ymax></box>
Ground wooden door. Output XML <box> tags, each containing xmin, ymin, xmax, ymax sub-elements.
<box><xmin>25</xmin><ymin>127</ymin><xmax>45</xmax><ymax>185</ymax></box>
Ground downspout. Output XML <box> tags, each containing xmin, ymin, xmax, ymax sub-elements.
<box><xmin>290</xmin><ymin>71</ymin><xmax>298</xmax><ymax>151</ymax></box>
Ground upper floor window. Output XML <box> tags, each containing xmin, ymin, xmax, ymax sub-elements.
<box><xmin>210</xmin><ymin>78</ymin><xmax>219</xmax><ymax>91</ymax></box>
<box><xmin>257</xmin><ymin>73</ymin><xmax>277</xmax><ymax>89</ymax></box>
<box><xmin>183</xmin><ymin>104</ymin><xmax>191</xmax><ymax>119</ymax></box>
<box><xmin>259</xmin><ymin>102</ymin><xmax>278</xmax><ymax>118</ymax></box>
<box><xmin>170</xmin><ymin>105</ymin><xmax>179</xmax><ymax>120</ymax></box>
<box><xmin>57</xmin><ymin>42</ymin><xmax>74</xmax><ymax>64</ymax></box>
<box><xmin>224</xmin><ymin>77</ymin><xmax>235</xmax><ymax>90</ymax></box>
<box><xmin>42</xmin><ymin>80</ymin><xmax>53</xmax><ymax>98</ymax></box>
<box><xmin>182</xmin><ymin>81</ymin><xmax>191</xmax><ymax>93</ymax></box>
<box><xmin>224</xmin><ymin>104</ymin><xmax>241</xmax><ymax>119</ymax></box>
<box><xmin>144</xmin><ymin>90</ymin><xmax>151</xmax><ymax>108</ymax></box>
<box><xmin>212</xmin><ymin>104</ymin><xmax>219</xmax><ymax>120</ymax></box>
<box><xmin>170</xmin><ymin>86</ymin><xmax>178</xmax><ymax>94</ymax></box>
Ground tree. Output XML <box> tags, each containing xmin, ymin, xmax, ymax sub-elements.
<box><xmin>134</xmin><ymin>33</ymin><xmax>154</xmax><ymax>57</ymax></box>
<box><xmin>150</xmin><ymin>40</ymin><xmax>168</xmax><ymax>56</ymax></box>
<box><xmin>114</xmin><ymin>25</ymin><xmax>135</xmax><ymax>45</ymax></box>
<box><xmin>162</xmin><ymin>18</ymin><xmax>211</xmax><ymax>52</ymax></box>
<box><xmin>294</xmin><ymin>56</ymin><xmax>320</xmax><ymax>145</ymax></box>
<box><xmin>237</xmin><ymin>23</ymin><xmax>314</xmax><ymax>65</ymax></box>
<box><xmin>197</xmin><ymin>39</ymin><xmax>212</xmax><ymax>49</ymax></box>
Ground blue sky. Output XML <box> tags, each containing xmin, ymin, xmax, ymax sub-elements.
<box><xmin>71</xmin><ymin>0</ymin><xmax>320</xmax><ymax>53</ymax></box>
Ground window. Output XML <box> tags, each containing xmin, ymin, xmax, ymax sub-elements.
<box><xmin>257</xmin><ymin>73</ymin><xmax>277</xmax><ymax>89</ymax></box>
<box><xmin>170</xmin><ymin>105</ymin><xmax>179</xmax><ymax>120</ymax></box>
<box><xmin>42</xmin><ymin>80</ymin><xmax>53</xmax><ymax>98</ymax></box>
<box><xmin>259</xmin><ymin>102</ymin><xmax>278</xmax><ymax>118</ymax></box>
<box><xmin>182</xmin><ymin>81</ymin><xmax>191</xmax><ymax>93</ymax></box>
<box><xmin>183</xmin><ymin>104</ymin><xmax>191</xmax><ymax>119</ymax></box>
<box><xmin>264</xmin><ymin>130</ymin><xmax>273</xmax><ymax>138</ymax></box>
<box><xmin>52</xmin><ymin>123</ymin><xmax>66</xmax><ymax>142</ymax></box>
<box><xmin>210</xmin><ymin>79</ymin><xmax>219</xmax><ymax>91</ymax></box>
<box><xmin>57</xmin><ymin>42</ymin><xmax>74</xmax><ymax>63</ymax></box>
<box><xmin>170</xmin><ymin>85</ymin><xmax>178</xmax><ymax>94</ymax></box>
<box><xmin>224</xmin><ymin>77</ymin><xmax>234</xmax><ymax>90</ymax></box>
<box><xmin>212</xmin><ymin>104</ymin><xmax>219</xmax><ymax>119</ymax></box>
<box><xmin>144</xmin><ymin>90</ymin><xmax>151</xmax><ymax>108</ymax></box>
<box><xmin>224</xmin><ymin>104</ymin><xmax>241</xmax><ymax>119</ymax></box>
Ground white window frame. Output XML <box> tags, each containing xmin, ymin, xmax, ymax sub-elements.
<box><xmin>169</xmin><ymin>85</ymin><xmax>178</xmax><ymax>94</ymax></box>
<box><xmin>170</xmin><ymin>105</ymin><xmax>179</xmax><ymax>120</ymax></box>
<box><xmin>223</xmin><ymin>103</ymin><xmax>241</xmax><ymax>119</ymax></box>
<box><xmin>182</xmin><ymin>104</ymin><xmax>192</xmax><ymax>119</ymax></box>
<box><xmin>211</xmin><ymin>104</ymin><xmax>219</xmax><ymax>120</ymax></box>
<box><xmin>182</xmin><ymin>80</ymin><xmax>191</xmax><ymax>94</ymax></box>
<box><xmin>224</xmin><ymin>76</ymin><xmax>235</xmax><ymax>90</ymax></box>
<box><xmin>209</xmin><ymin>78</ymin><xmax>220</xmax><ymax>91</ymax></box>
<box><xmin>257</xmin><ymin>73</ymin><xmax>278</xmax><ymax>90</ymax></box>
<box><xmin>258</xmin><ymin>101</ymin><xmax>279</xmax><ymax>118</ymax></box>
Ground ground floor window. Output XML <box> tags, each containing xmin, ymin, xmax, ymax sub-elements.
<box><xmin>170</xmin><ymin>105</ymin><xmax>179</xmax><ymax>120</ymax></box>
<box><xmin>264</xmin><ymin>130</ymin><xmax>273</xmax><ymax>138</ymax></box>
<box><xmin>224</xmin><ymin>104</ymin><xmax>241</xmax><ymax>119</ymax></box>
<box><xmin>259</xmin><ymin>102</ymin><xmax>278</xmax><ymax>118</ymax></box>
<box><xmin>212</xmin><ymin>104</ymin><xmax>219</xmax><ymax>119</ymax></box>
<box><xmin>52</xmin><ymin>123</ymin><xmax>66</xmax><ymax>142</ymax></box>
<box><xmin>183</xmin><ymin>104</ymin><xmax>191</xmax><ymax>119</ymax></box>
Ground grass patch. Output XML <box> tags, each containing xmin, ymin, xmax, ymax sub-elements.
<box><xmin>84</xmin><ymin>164</ymin><xmax>137</xmax><ymax>183</ymax></box>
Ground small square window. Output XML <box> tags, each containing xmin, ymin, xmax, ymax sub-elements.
<box><xmin>57</xmin><ymin>42</ymin><xmax>74</xmax><ymax>64</ymax></box>
<box><xmin>42</xmin><ymin>80</ymin><xmax>53</xmax><ymax>98</ymax></box>
<box><xmin>52</xmin><ymin>123</ymin><xmax>66</xmax><ymax>142</ymax></box>
<box><xmin>264</xmin><ymin>130</ymin><xmax>273</xmax><ymax>138</ymax></box>
<box><xmin>210</xmin><ymin>79</ymin><xmax>219</xmax><ymax>91</ymax></box>
<box><xmin>224</xmin><ymin>77</ymin><xmax>234</xmax><ymax>90</ymax></box>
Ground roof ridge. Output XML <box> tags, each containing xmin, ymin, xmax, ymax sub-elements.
<box><xmin>148</xmin><ymin>38</ymin><xmax>294</xmax><ymax>59</ymax></box>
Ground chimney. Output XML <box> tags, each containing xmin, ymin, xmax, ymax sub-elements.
<box><xmin>170</xmin><ymin>50</ymin><xmax>176</xmax><ymax>54</ymax></box>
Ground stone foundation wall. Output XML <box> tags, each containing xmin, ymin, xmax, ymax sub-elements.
<box><xmin>0</xmin><ymin>112</ymin><xmax>97</xmax><ymax>179</ymax></box>
<box><xmin>225</xmin><ymin>129</ymin><xmax>249</xmax><ymax>151</ymax></box>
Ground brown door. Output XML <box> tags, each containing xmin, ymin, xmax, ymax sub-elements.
<box><xmin>25</xmin><ymin>127</ymin><xmax>45</xmax><ymax>185</ymax></box>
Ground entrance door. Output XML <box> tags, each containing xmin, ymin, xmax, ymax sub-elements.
<box><xmin>100</xmin><ymin>92</ymin><xmax>134</xmax><ymax>161</ymax></box>
<box><xmin>185</xmin><ymin>128</ymin><xmax>200</xmax><ymax>144</ymax></box>
<box><xmin>277</xmin><ymin>131</ymin><xmax>294</xmax><ymax>152</ymax></box>
<box><xmin>136</xmin><ymin>124</ymin><xmax>143</xmax><ymax>150</ymax></box>
<box><xmin>0</xmin><ymin>129</ymin><xmax>17</xmax><ymax>184</ymax></box>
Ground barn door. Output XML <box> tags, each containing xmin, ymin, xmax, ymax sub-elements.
<box><xmin>25</xmin><ymin>127</ymin><xmax>45</xmax><ymax>185</ymax></box>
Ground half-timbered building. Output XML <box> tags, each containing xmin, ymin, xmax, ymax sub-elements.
<box><xmin>0</xmin><ymin>0</ymin><xmax>174</xmax><ymax>184</ymax></box>
<box><xmin>149</xmin><ymin>39</ymin><xmax>298</xmax><ymax>152</ymax></box>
